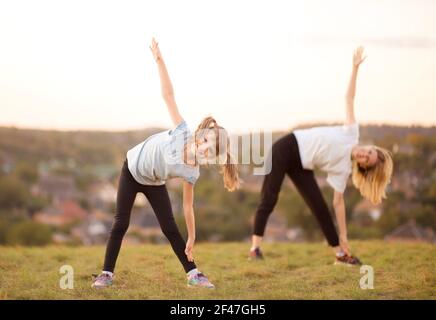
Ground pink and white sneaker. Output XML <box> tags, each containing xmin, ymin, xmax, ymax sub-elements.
<box><xmin>91</xmin><ymin>273</ymin><xmax>113</xmax><ymax>289</ymax></box>
<box><xmin>187</xmin><ymin>272</ymin><xmax>215</xmax><ymax>289</ymax></box>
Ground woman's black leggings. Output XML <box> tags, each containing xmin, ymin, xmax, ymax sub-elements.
<box><xmin>103</xmin><ymin>159</ymin><xmax>197</xmax><ymax>273</ymax></box>
<box><xmin>253</xmin><ymin>133</ymin><xmax>340</xmax><ymax>247</ymax></box>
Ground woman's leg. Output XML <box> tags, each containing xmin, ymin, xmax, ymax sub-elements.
<box><xmin>142</xmin><ymin>184</ymin><xmax>197</xmax><ymax>273</ymax></box>
<box><xmin>252</xmin><ymin>134</ymin><xmax>293</xmax><ymax>239</ymax></box>
<box><xmin>103</xmin><ymin>160</ymin><xmax>138</xmax><ymax>272</ymax></box>
<box><xmin>278</xmin><ymin>133</ymin><xmax>340</xmax><ymax>247</ymax></box>
<box><xmin>286</xmin><ymin>169</ymin><xmax>340</xmax><ymax>247</ymax></box>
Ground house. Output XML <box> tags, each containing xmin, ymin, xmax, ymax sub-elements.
<box><xmin>34</xmin><ymin>200</ymin><xmax>87</xmax><ymax>226</ymax></box>
<box><xmin>70</xmin><ymin>211</ymin><xmax>113</xmax><ymax>245</ymax></box>
<box><xmin>87</xmin><ymin>181</ymin><xmax>117</xmax><ymax>209</ymax></box>
<box><xmin>385</xmin><ymin>220</ymin><xmax>435</xmax><ymax>243</ymax></box>
<box><xmin>33</xmin><ymin>173</ymin><xmax>79</xmax><ymax>203</ymax></box>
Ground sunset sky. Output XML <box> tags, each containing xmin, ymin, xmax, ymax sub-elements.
<box><xmin>1</xmin><ymin>0</ymin><xmax>435</xmax><ymax>133</ymax></box>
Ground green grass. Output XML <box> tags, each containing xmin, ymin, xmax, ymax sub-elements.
<box><xmin>0</xmin><ymin>241</ymin><xmax>434</xmax><ymax>299</ymax></box>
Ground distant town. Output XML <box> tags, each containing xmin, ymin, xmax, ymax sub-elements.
<box><xmin>0</xmin><ymin>124</ymin><xmax>435</xmax><ymax>246</ymax></box>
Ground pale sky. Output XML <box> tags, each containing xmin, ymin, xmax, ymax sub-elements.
<box><xmin>1</xmin><ymin>0</ymin><xmax>435</xmax><ymax>133</ymax></box>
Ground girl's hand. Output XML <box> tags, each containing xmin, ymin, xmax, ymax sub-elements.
<box><xmin>339</xmin><ymin>235</ymin><xmax>350</xmax><ymax>255</ymax></box>
<box><xmin>185</xmin><ymin>237</ymin><xmax>195</xmax><ymax>262</ymax></box>
<box><xmin>149</xmin><ymin>37</ymin><xmax>162</xmax><ymax>62</ymax></box>
<box><xmin>353</xmin><ymin>46</ymin><xmax>367</xmax><ymax>67</ymax></box>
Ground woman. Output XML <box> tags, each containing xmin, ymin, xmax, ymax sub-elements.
<box><xmin>92</xmin><ymin>38</ymin><xmax>240</xmax><ymax>289</ymax></box>
<box><xmin>249</xmin><ymin>47</ymin><xmax>393</xmax><ymax>265</ymax></box>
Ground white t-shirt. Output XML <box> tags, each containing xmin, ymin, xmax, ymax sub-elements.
<box><xmin>126</xmin><ymin>120</ymin><xmax>200</xmax><ymax>186</ymax></box>
<box><xmin>293</xmin><ymin>123</ymin><xmax>359</xmax><ymax>193</ymax></box>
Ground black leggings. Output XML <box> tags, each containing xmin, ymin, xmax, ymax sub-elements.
<box><xmin>103</xmin><ymin>159</ymin><xmax>196</xmax><ymax>273</ymax></box>
<box><xmin>253</xmin><ymin>133</ymin><xmax>340</xmax><ymax>247</ymax></box>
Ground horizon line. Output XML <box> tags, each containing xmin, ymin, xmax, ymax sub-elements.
<box><xmin>0</xmin><ymin>121</ymin><xmax>435</xmax><ymax>134</ymax></box>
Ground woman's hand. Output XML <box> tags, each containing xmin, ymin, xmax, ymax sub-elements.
<box><xmin>149</xmin><ymin>37</ymin><xmax>162</xmax><ymax>62</ymax></box>
<box><xmin>353</xmin><ymin>46</ymin><xmax>367</xmax><ymax>67</ymax></box>
<box><xmin>185</xmin><ymin>237</ymin><xmax>195</xmax><ymax>262</ymax></box>
<box><xmin>339</xmin><ymin>234</ymin><xmax>350</xmax><ymax>256</ymax></box>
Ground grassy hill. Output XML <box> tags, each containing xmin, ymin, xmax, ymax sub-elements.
<box><xmin>0</xmin><ymin>241</ymin><xmax>434</xmax><ymax>300</ymax></box>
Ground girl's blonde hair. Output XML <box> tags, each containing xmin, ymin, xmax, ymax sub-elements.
<box><xmin>351</xmin><ymin>146</ymin><xmax>393</xmax><ymax>204</ymax></box>
<box><xmin>195</xmin><ymin>116</ymin><xmax>240</xmax><ymax>192</ymax></box>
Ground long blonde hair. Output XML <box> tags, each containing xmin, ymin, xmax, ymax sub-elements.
<box><xmin>352</xmin><ymin>146</ymin><xmax>393</xmax><ymax>204</ymax></box>
<box><xmin>195</xmin><ymin>116</ymin><xmax>240</xmax><ymax>192</ymax></box>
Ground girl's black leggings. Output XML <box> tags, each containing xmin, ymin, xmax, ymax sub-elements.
<box><xmin>253</xmin><ymin>133</ymin><xmax>340</xmax><ymax>247</ymax></box>
<box><xmin>103</xmin><ymin>159</ymin><xmax>196</xmax><ymax>273</ymax></box>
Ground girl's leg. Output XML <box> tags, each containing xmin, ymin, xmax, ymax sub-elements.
<box><xmin>103</xmin><ymin>160</ymin><xmax>138</xmax><ymax>272</ymax></box>
<box><xmin>142</xmin><ymin>185</ymin><xmax>197</xmax><ymax>273</ymax></box>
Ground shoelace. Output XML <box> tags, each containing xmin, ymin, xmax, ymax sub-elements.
<box><xmin>195</xmin><ymin>273</ymin><xmax>209</xmax><ymax>283</ymax></box>
<box><xmin>250</xmin><ymin>248</ymin><xmax>262</xmax><ymax>257</ymax></box>
<box><xmin>340</xmin><ymin>255</ymin><xmax>360</xmax><ymax>264</ymax></box>
<box><xmin>93</xmin><ymin>273</ymin><xmax>110</xmax><ymax>281</ymax></box>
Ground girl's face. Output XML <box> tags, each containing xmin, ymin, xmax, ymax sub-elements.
<box><xmin>195</xmin><ymin>131</ymin><xmax>217</xmax><ymax>165</ymax></box>
<box><xmin>353</xmin><ymin>145</ymin><xmax>378</xmax><ymax>169</ymax></box>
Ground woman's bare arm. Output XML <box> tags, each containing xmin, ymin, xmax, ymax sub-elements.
<box><xmin>333</xmin><ymin>191</ymin><xmax>349</xmax><ymax>255</ymax></box>
<box><xmin>345</xmin><ymin>46</ymin><xmax>366</xmax><ymax>125</ymax></box>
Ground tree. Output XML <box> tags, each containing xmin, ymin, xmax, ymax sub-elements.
<box><xmin>14</xmin><ymin>162</ymin><xmax>38</xmax><ymax>184</ymax></box>
<box><xmin>0</xmin><ymin>176</ymin><xmax>28</xmax><ymax>209</ymax></box>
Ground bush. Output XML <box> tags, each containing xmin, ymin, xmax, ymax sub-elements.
<box><xmin>348</xmin><ymin>223</ymin><xmax>383</xmax><ymax>239</ymax></box>
<box><xmin>0</xmin><ymin>218</ymin><xmax>10</xmax><ymax>244</ymax></box>
<box><xmin>5</xmin><ymin>221</ymin><xmax>52</xmax><ymax>246</ymax></box>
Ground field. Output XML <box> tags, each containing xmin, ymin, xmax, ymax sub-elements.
<box><xmin>0</xmin><ymin>241</ymin><xmax>434</xmax><ymax>300</ymax></box>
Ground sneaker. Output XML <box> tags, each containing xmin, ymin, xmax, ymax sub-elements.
<box><xmin>334</xmin><ymin>254</ymin><xmax>362</xmax><ymax>266</ymax></box>
<box><xmin>187</xmin><ymin>273</ymin><xmax>215</xmax><ymax>289</ymax></box>
<box><xmin>91</xmin><ymin>273</ymin><xmax>113</xmax><ymax>289</ymax></box>
<box><xmin>248</xmin><ymin>247</ymin><xmax>264</xmax><ymax>261</ymax></box>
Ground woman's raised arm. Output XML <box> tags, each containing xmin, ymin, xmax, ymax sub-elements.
<box><xmin>345</xmin><ymin>46</ymin><xmax>366</xmax><ymax>125</ymax></box>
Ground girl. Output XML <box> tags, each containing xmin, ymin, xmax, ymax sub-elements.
<box><xmin>249</xmin><ymin>47</ymin><xmax>393</xmax><ymax>265</ymax></box>
<box><xmin>92</xmin><ymin>38</ymin><xmax>240</xmax><ymax>289</ymax></box>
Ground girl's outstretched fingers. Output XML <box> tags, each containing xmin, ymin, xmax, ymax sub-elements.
<box><xmin>149</xmin><ymin>37</ymin><xmax>161</xmax><ymax>62</ymax></box>
<box><xmin>185</xmin><ymin>240</ymin><xmax>194</xmax><ymax>262</ymax></box>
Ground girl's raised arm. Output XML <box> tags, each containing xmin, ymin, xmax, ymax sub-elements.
<box><xmin>149</xmin><ymin>38</ymin><xmax>184</xmax><ymax>126</ymax></box>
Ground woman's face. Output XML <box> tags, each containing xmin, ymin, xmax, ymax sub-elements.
<box><xmin>353</xmin><ymin>145</ymin><xmax>378</xmax><ymax>169</ymax></box>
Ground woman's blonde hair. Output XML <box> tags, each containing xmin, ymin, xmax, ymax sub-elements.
<box><xmin>195</xmin><ymin>116</ymin><xmax>240</xmax><ymax>192</ymax></box>
<box><xmin>351</xmin><ymin>146</ymin><xmax>393</xmax><ymax>204</ymax></box>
